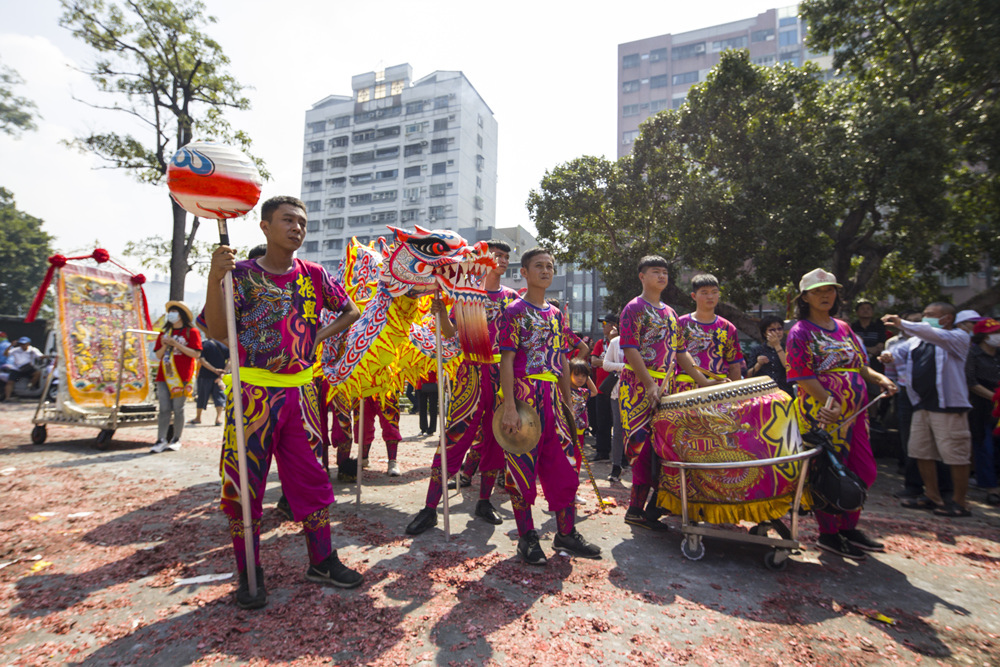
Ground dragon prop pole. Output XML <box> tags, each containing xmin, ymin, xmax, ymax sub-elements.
<box><xmin>437</xmin><ymin>309</ymin><xmax>451</xmax><ymax>540</ymax></box>
<box><xmin>218</xmin><ymin>218</ymin><xmax>257</xmax><ymax>598</ymax></box>
<box><xmin>356</xmin><ymin>398</ymin><xmax>364</xmax><ymax>510</ymax></box>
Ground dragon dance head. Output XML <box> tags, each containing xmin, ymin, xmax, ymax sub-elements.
<box><xmin>385</xmin><ymin>225</ymin><xmax>498</xmax><ymax>363</ymax></box>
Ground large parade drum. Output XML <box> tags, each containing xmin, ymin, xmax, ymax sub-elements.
<box><xmin>653</xmin><ymin>377</ymin><xmax>805</xmax><ymax>523</ymax></box>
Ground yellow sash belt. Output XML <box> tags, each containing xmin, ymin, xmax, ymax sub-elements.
<box><xmin>526</xmin><ymin>372</ymin><xmax>559</xmax><ymax>383</ymax></box>
<box><xmin>224</xmin><ymin>366</ymin><xmax>313</xmax><ymax>391</ymax></box>
<box><xmin>624</xmin><ymin>365</ymin><xmax>667</xmax><ymax>380</ymax></box>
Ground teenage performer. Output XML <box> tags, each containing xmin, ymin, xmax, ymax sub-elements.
<box><xmin>498</xmin><ymin>247</ymin><xmax>601</xmax><ymax>565</ymax></box>
<box><xmin>205</xmin><ymin>195</ymin><xmax>362</xmax><ymax>609</ymax></box>
<box><xmin>786</xmin><ymin>268</ymin><xmax>896</xmax><ymax>560</ymax></box>
<box><xmin>674</xmin><ymin>274</ymin><xmax>743</xmax><ymax>392</ymax></box>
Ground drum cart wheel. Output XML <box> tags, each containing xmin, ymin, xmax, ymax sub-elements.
<box><xmin>95</xmin><ymin>428</ymin><xmax>116</xmax><ymax>449</ymax></box>
<box><xmin>680</xmin><ymin>535</ymin><xmax>706</xmax><ymax>561</ymax></box>
<box><xmin>31</xmin><ymin>425</ymin><xmax>47</xmax><ymax>444</ymax></box>
<box><xmin>764</xmin><ymin>549</ymin><xmax>789</xmax><ymax>571</ymax></box>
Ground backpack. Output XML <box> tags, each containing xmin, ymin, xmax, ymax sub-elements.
<box><xmin>803</xmin><ymin>428</ymin><xmax>868</xmax><ymax>515</ymax></box>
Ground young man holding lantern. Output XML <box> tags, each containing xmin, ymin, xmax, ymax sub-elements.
<box><xmin>205</xmin><ymin>195</ymin><xmax>362</xmax><ymax>609</ymax></box>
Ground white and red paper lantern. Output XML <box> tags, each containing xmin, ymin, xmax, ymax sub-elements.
<box><xmin>166</xmin><ymin>141</ymin><xmax>263</xmax><ymax>220</ymax></box>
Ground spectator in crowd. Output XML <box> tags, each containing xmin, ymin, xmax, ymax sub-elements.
<box><xmin>589</xmin><ymin>313</ymin><xmax>619</xmax><ymax>462</ymax></box>
<box><xmin>746</xmin><ymin>315</ymin><xmax>793</xmax><ymax>396</ymax></box>
<box><xmin>4</xmin><ymin>336</ymin><xmax>46</xmax><ymax>401</ymax></box>
<box><xmin>954</xmin><ymin>310</ymin><xmax>982</xmax><ymax>335</ymax></box>
<box><xmin>0</xmin><ymin>331</ymin><xmax>10</xmax><ymax>364</ymax></box>
<box><xmin>965</xmin><ymin>318</ymin><xmax>1000</xmax><ymax>505</ymax></box>
<box><xmin>189</xmin><ymin>329</ymin><xmax>229</xmax><ymax>427</ymax></box>
<box><xmin>152</xmin><ymin>302</ymin><xmax>202</xmax><ymax>452</ymax></box>
<box><xmin>600</xmin><ymin>329</ymin><xmax>628</xmax><ymax>483</ymax></box>
<box><xmin>885</xmin><ymin>303</ymin><xmax>973</xmax><ymax>517</ymax></box>
<box><xmin>851</xmin><ymin>299</ymin><xmax>887</xmax><ymax>373</ymax></box>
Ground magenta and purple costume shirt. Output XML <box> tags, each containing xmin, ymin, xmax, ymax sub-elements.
<box><xmin>675</xmin><ymin>314</ymin><xmax>743</xmax><ymax>390</ymax></box>
<box><xmin>498</xmin><ymin>298</ymin><xmax>569</xmax><ymax>377</ymax></box>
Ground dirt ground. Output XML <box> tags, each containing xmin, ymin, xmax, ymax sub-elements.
<box><xmin>1</xmin><ymin>399</ymin><xmax>998</xmax><ymax>666</ymax></box>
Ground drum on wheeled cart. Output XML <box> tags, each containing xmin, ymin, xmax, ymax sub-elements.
<box><xmin>653</xmin><ymin>377</ymin><xmax>820</xmax><ymax>570</ymax></box>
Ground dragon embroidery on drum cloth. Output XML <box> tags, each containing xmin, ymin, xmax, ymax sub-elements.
<box><xmin>322</xmin><ymin>228</ymin><xmax>496</xmax><ymax>405</ymax></box>
<box><xmin>237</xmin><ymin>270</ymin><xmax>292</xmax><ymax>372</ymax></box>
<box><xmin>662</xmin><ymin>403</ymin><xmax>763</xmax><ymax>502</ymax></box>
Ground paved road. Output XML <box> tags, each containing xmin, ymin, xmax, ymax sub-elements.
<box><xmin>1</xmin><ymin>400</ymin><xmax>998</xmax><ymax>665</ymax></box>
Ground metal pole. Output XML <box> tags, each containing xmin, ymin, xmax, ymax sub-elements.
<box><xmin>356</xmin><ymin>397</ymin><xmax>364</xmax><ymax>510</ymax></box>
<box><xmin>218</xmin><ymin>219</ymin><xmax>256</xmax><ymax>597</ymax></box>
<box><xmin>437</xmin><ymin>310</ymin><xmax>450</xmax><ymax>540</ymax></box>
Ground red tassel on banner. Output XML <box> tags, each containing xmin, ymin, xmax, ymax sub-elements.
<box><xmin>130</xmin><ymin>273</ymin><xmax>152</xmax><ymax>329</ymax></box>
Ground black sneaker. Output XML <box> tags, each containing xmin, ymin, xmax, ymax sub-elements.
<box><xmin>517</xmin><ymin>530</ymin><xmax>547</xmax><ymax>566</ymax></box>
<box><xmin>553</xmin><ymin>529</ymin><xmax>602</xmax><ymax>559</ymax></box>
<box><xmin>276</xmin><ymin>495</ymin><xmax>293</xmax><ymax>522</ymax></box>
<box><xmin>840</xmin><ymin>529</ymin><xmax>885</xmax><ymax>552</ymax></box>
<box><xmin>607</xmin><ymin>465</ymin><xmax>622</xmax><ymax>483</ymax></box>
<box><xmin>816</xmin><ymin>533</ymin><xmax>867</xmax><ymax>561</ymax></box>
<box><xmin>474</xmin><ymin>499</ymin><xmax>502</xmax><ymax>525</ymax></box>
<box><xmin>447</xmin><ymin>474</ymin><xmax>472</xmax><ymax>490</ymax></box>
<box><xmin>337</xmin><ymin>458</ymin><xmax>358</xmax><ymax>483</ymax></box>
<box><xmin>306</xmin><ymin>551</ymin><xmax>363</xmax><ymax>589</ymax></box>
<box><xmin>405</xmin><ymin>507</ymin><xmax>438</xmax><ymax>535</ymax></box>
<box><xmin>235</xmin><ymin>566</ymin><xmax>267</xmax><ymax>609</ymax></box>
<box><xmin>591</xmin><ymin>454</ymin><xmax>610</xmax><ymax>462</ymax></box>
<box><xmin>624</xmin><ymin>509</ymin><xmax>669</xmax><ymax>532</ymax></box>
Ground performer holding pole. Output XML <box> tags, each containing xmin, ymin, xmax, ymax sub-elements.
<box><xmin>204</xmin><ymin>196</ymin><xmax>362</xmax><ymax>609</ymax></box>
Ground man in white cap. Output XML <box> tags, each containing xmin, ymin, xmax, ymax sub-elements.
<box><xmin>954</xmin><ymin>310</ymin><xmax>982</xmax><ymax>335</ymax></box>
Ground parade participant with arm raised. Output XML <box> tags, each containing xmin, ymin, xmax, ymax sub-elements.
<box><xmin>619</xmin><ymin>256</ymin><xmax>713</xmax><ymax>531</ymax></box>
<box><xmin>151</xmin><ymin>302</ymin><xmax>201</xmax><ymax>452</ymax></box>
<box><xmin>204</xmin><ymin>195</ymin><xmax>361</xmax><ymax>609</ymax></box>
<box><xmin>406</xmin><ymin>240</ymin><xmax>518</xmax><ymax>534</ymax></box>
<box><xmin>786</xmin><ymin>269</ymin><xmax>896</xmax><ymax>560</ymax></box>
<box><xmin>498</xmin><ymin>248</ymin><xmax>601</xmax><ymax>565</ymax></box>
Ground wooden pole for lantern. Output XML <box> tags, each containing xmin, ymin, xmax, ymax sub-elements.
<box><xmin>218</xmin><ymin>218</ymin><xmax>256</xmax><ymax>597</ymax></box>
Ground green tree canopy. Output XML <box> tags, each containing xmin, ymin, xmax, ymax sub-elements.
<box><xmin>0</xmin><ymin>59</ymin><xmax>39</xmax><ymax>136</ymax></box>
<box><xmin>60</xmin><ymin>0</ymin><xmax>268</xmax><ymax>300</ymax></box>
<box><xmin>0</xmin><ymin>189</ymin><xmax>54</xmax><ymax>316</ymax></box>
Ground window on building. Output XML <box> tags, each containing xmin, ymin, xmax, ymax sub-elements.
<box><xmin>474</xmin><ymin>196</ymin><xmax>484</xmax><ymax>210</ymax></box>
<box><xmin>779</xmin><ymin>29</ymin><xmax>798</xmax><ymax>46</ymax></box>
<box><xmin>622</xmin><ymin>53</ymin><xmax>640</xmax><ymax>68</ymax></box>
<box><xmin>307</xmin><ymin>220</ymin><xmax>319</xmax><ymax>232</ymax></box>
<box><xmin>752</xmin><ymin>28</ymin><xmax>775</xmax><ymax>42</ymax></box>
<box><xmin>306</xmin><ymin>200</ymin><xmax>321</xmax><ymax>213</ymax></box>
<box><xmin>304</xmin><ymin>241</ymin><xmax>319</xmax><ymax>253</ymax></box>
<box><xmin>390</xmin><ymin>80</ymin><xmax>404</xmax><ymax>95</ymax></box>
<box><xmin>650</xmin><ymin>99</ymin><xmax>669</xmax><ymax>112</ymax></box>
<box><xmin>672</xmin><ymin>96</ymin><xmax>687</xmax><ymax>109</ymax></box>
<box><xmin>327</xmin><ymin>156</ymin><xmax>348</xmax><ymax>169</ymax></box>
<box><xmin>753</xmin><ymin>54</ymin><xmax>777</xmax><ymax>67</ymax></box>
<box><xmin>433</xmin><ymin>118</ymin><xmax>448</xmax><ymax>131</ymax></box>
<box><xmin>323</xmin><ymin>239</ymin><xmax>342</xmax><ymax>251</ymax></box>
<box><xmin>711</xmin><ymin>36</ymin><xmax>748</xmax><ymax>52</ymax></box>
<box><xmin>329</xmin><ymin>136</ymin><xmax>348</xmax><ymax>149</ymax></box>
<box><xmin>672</xmin><ymin>42</ymin><xmax>705</xmax><ymax>60</ymax></box>
<box><xmin>672</xmin><ymin>71</ymin><xmax>699</xmax><ymax>85</ymax></box>
<box><xmin>622</xmin><ymin>130</ymin><xmax>639</xmax><ymax>144</ymax></box>
<box><xmin>353</xmin><ymin>129</ymin><xmax>376</xmax><ymax>143</ymax></box>
<box><xmin>431</xmin><ymin>138</ymin><xmax>450</xmax><ymax>153</ymax></box>
<box><xmin>404</xmin><ymin>187</ymin><xmax>421</xmax><ymax>201</ymax></box>
<box><xmin>308</xmin><ymin>140</ymin><xmax>324</xmax><ymax>153</ymax></box>
<box><xmin>374</xmin><ymin>83</ymin><xmax>386</xmax><ymax>100</ymax></box>
<box><xmin>476</xmin><ymin>175</ymin><xmax>481</xmax><ymax>189</ymax></box>
<box><xmin>476</xmin><ymin>154</ymin><xmax>485</xmax><ymax>171</ymax></box>
<box><xmin>332</xmin><ymin>116</ymin><xmax>350</xmax><ymax>129</ymax></box>
<box><xmin>304</xmin><ymin>180</ymin><xmax>322</xmax><ymax>192</ymax></box>
<box><xmin>477</xmin><ymin>134</ymin><xmax>483</xmax><ymax>148</ymax></box>
<box><xmin>623</xmin><ymin>104</ymin><xmax>640</xmax><ymax>117</ymax></box>
<box><xmin>405</xmin><ymin>122</ymin><xmax>424</xmax><ymax>134</ymax></box>
<box><xmin>779</xmin><ymin>50</ymin><xmax>801</xmax><ymax>64</ymax></box>
<box><xmin>375</xmin><ymin>146</ymin><xmax>399</xmax><ymax>160</ymax></box>
<box><xmin>404</xmin><ymin>165</ymin><xmax>421</xmax><ymax>178</ymax></box>
<box><xmin>349</xmin><ymin>193</ymin><xmax>372</xmax><ymax>205</ymax></box>
<box><xmin>404</xmin><ymin>143</ymin><xmax>423</xmax><ymax>156</ymax></box>
<box><xmin>478</xmin><ymin>114</ymin><xmax>484</xmax><ymax>127</ymax></box>
<box><xmin>326</xmin><ymin>177</ymin><xmax>346</xmax><ymax>188</ymax></box>
<box><xmin>433</xmin><ymin>95</ymin><xmax>449</xmax><ymax>109</ymax></box>
<box><xmin>622</xmin><ymin>79</ymin><xmax>640</xmax><ymax>93</ymax></box>
<box><xmin>649</xmin><ymin>47</ymin><xmax>668</xmax><ymax>62</ymax></box>
<box><xmin>432</xmin><ymin>162</ymin><xmax>447</xmax><ymax>175</ymax></box>
<box><xmin>371</xmin><ymin>211</ymin><xmax>397</xmax><ymax>224</ymax></box>
<box><xmin>401</xmin><ymin>209</ymin><xmax>418</xmax><ymax>222</ymax></box>
<box><xmin>376</xmin><ymin>126</ymin><xmax>400</xmax><ymax>140</ymax></box>
<box><xmin>348</xmin><ymin>215</ymin><xmax>370</xmax><ymax>227</ymax></box>
<box><xmin>323</xmin><ymin>218</ymin><xmax>344</xmax><ymax>230</ymax></box>
<box><xmin>376</xmin><ymin>169</ymin><xmax>397</xmax><ymax>180</ymax></box>
<box><xmin>372</xmin><ymin>190</ymin><xmax>397</xmax><ymax>202</ymax></box>
<box><xmin>779</xmin><ymin>16</ymin><xmax>798</xmax><ymax>27</ymax></box>
<box><xmin>406</xmin><ymin>100</ymin><xmax>426</xmax><ymax>114</ymax></box>
<box><xmin>650</xmin><ymin>74</ymin><xmax>669</xmax><ymax>88</ymax></box>
<box><xmin>307</xmin><ymin>121</ymin><xmax>326</xmax><ymax>133</ymax></box>
<box><xmin>428</xmin><ymin>205</ymin><xmax>446</xmax><ymax>219</ymax></box>
<box><xmin>306</xmin><ymin>160</ymin><xmax>323</xmax><ymax>173</ymax></box>
<box><xmin>350</xmin><ymin>173</ymin><xmax>373</xmax><ymax>184</ymax></box>
<box><xmin>430</xmin><ymin>183</ymin><xmax>449</xmax><ymax>197</ymax></box>
<box><xmin>351</xmin><ymin>150</ymin><xmax>375</xmax><ymax>164</ymax></box>
<box><xmin>357</xmin><ymin>88</ymin><xmax>370</xmax><ymax>103</ymax></box>
<box><xmin>327</xmin><ymin>197</ymin><xmax>345</xmax><ymax>209</ymax></box>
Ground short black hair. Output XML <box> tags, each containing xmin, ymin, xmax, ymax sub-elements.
<box><xmin>260</xmin><ymin>195</ymin><xmax>306</xmax><ymax>222</ymax></box>
<box><xmin>247</xmin><ymin>244</ymin><xmax>267</xmax><ymax>259</ymax></box>
<box><xmin>486</xmin><ymin>239</ymin><xmax>511</xmax><ymax>253</ymax></box>
<box><xmin>520</xmin><ymin>246</ymin><xmax>552</xmax><ymax>268</ymax></box>
<box><xmin>569</xmin><ymin>358</ymin><xmax>590</xmax><ymax>377</ymax></box>
<box><xmin>758</xmin><ymin>315</ymin><xmax>784</xmax><ymax>340</ymax></box>
<box><xmin>638</xmin><ymin>255</ymin><xmax>669</xmax><ymax>272</ymax></box>
<box><xmin>796</xmin><ymin>291</ymin><xmax>842</xmax><ymax>320</ymax></box>
<box><xmin>855</xmin><ymin>298</ymin><xmax>874</xmax><ymax>311</ymax></box>
<box><xmin>546</xmin><ymin>298</ymin><xmax>561</xmax><ymax>309</ymax></box>
<box><xmin>927</xmin><ymin>301</ymin><xmax>957</xmax><ymax>317</ymax></box>
<box><xmin>691</xmin><ymin>274</ymin><xmax>719</xmax><ymax>291</ymax></box>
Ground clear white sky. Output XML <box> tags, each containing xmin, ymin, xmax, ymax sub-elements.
<box><xmin>1</xmin><ymin>0</ymin><xmax>782</xmax><ymax>273</ymax></box>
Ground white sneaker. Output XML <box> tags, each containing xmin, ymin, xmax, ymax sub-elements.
<box><xmin>361</xmin><ymin>458</ymin><xmax>370</xmax><ymax>469</ymax></box>
<box><xmin>575</xmin><ymin>494</ymin><xmax>586</xmax><ymax>504</ymax></box>
<box><xmin>167</xmin><ymin>441</ymin><xmax>182</xmax><ymax>451</ymax></box>
<box><xmin>150</xmin><ymin>440</ymin><xmax>169</xmax><ymax>453</ymax></box>
<box><xmin>387</xmin><ymin>461</ymin><xmax>402</xmax><ymax>477</ymax></box>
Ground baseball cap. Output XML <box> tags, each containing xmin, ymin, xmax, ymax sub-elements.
<box><xmin>798</xmin><ymin>269</ymin><xmax>842</xmax><ymax>294</ymax></box>
<box><xmin>973</xmin><ymin>318</ymin><xmax>1000</xmax><ymax>335</ymax></box>
<box><xmin>17</xmin><ymin>336</ymin><xmax>31</xmax><ymax>344</ymax></box>
<box><xmin>954</xmin><ymin>310</ymin><xmax>982</xmax><ymax>325</ymax></box>
<box><xmin>598</xmin><ymin>313</ymin><xmax>619</xmax><ymax>324</ymax></box>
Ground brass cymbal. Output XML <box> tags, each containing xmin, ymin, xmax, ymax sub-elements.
<box><xmin>492</xmin><ymin>398</ymin><xmax>541</xmax><ymax>455</ymax></box>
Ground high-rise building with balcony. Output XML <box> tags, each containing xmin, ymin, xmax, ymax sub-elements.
<box><xmin>616</xmin><ymin>4</ymin><xmax>832</xmax><ymax>157</ymax></box>
<box><xmin>299</xmin><ymin>64</ymin><xmax>498</xmax><ymax>273</ymax></box>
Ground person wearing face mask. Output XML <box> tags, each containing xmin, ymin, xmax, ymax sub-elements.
<box><xmin>965</xmin><ymin>318</ymin><xmax>1000</xmax><ymax>505</ymax></box>
<box><xmin>884</xmin><ymin>303</ymin><xmax>973</xmax><ymax>517</ymax></box>
<box><xmin>152</xmin><ymin>301</ymin><xmax>202</xmax><ymax>453</ymax></box>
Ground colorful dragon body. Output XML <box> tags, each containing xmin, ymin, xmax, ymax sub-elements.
<box><xmin>321</xmin><ymin>226</ymin><xmax>497</xmax><ymax>405</ymax></box>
